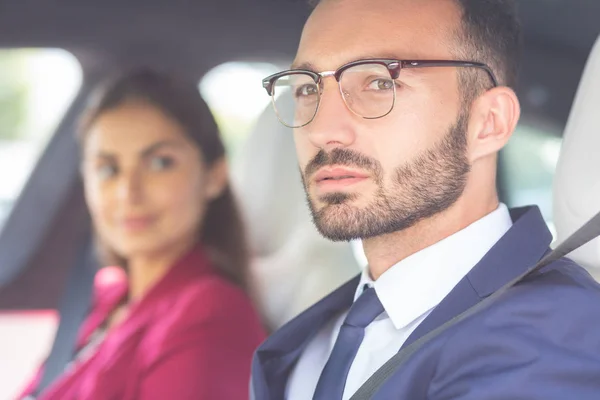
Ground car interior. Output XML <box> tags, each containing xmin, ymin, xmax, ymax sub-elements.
<box><xmin>0</xmin><ymin>0</ymin><xmax>598</xmax><ymax>398</ymax></box>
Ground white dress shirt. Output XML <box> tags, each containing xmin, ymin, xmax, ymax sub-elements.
<box><xmin>286</xmin><ymin>203</ymin><xmax>513</xmax><ymax>400</ymax></box>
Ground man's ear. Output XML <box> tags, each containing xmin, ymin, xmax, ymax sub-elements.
<box><xmin>467</xmin><ymin>86</ymin><xmax>521</xmax><ymax>162</ymax></box>
<box><xmin>205</xmin><ymin>157</ymin><xmax>229</xmax><ymax>200</ymax></box>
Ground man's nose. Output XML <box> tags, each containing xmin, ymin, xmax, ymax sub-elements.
<box><xmin>300</xmin><ymin>79</ymin><xmax>357</xmax><ymax>151</ymax></box>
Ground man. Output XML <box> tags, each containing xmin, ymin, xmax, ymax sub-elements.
<box><xmin>251</xmin><ymin>0</ymin><xmax>600</xmax><ymax>399</ymax></box>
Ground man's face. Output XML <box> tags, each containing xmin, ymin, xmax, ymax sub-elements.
<box><xmin>294</xmin><ymin>0</ymin><xmax>472</xmax><ymax>241</ymax></box>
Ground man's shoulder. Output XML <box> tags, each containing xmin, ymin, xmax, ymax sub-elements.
<box><xmin>513</xmin><ymin>257</ymin><xmax>600</xmax><ymax>308</ymax></box>
<box><xmin>456</xmin><ymin>257</ymin><xmax>600</xmax><ymax>342</ymax></box>
<box><xmin>427</xmin><ymin>258</ymin><xmax>600</xmax><ymax>399</ymax></box>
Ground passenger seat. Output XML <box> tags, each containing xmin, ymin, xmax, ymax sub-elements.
<box><xmin>231</xmin><ymin>100</ymin><xmax>361</xmax><ymax>330</ymax></box>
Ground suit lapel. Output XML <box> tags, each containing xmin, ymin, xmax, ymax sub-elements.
<box><xmin>253</xmin><ymin>275</ymin><xmax>360</xmax><ymax>400</ymax></box>
<box><xmin>403</xmin><ymin>206</ymin><xmax>553</xmax><ymax>349</ymax></box>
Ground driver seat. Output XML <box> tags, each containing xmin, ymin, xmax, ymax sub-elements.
<box><xmin>553</xmin><ymin>34</ymin><xmax>600</xmax><ymax>280</ymax></box>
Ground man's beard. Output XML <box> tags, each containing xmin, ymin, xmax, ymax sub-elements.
<box><xmin>302</xmin><ymin>112</ymin><xmax>471</xmax><ymax>241</ymax></box>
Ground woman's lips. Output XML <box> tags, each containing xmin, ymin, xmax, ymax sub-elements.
<box><xmin>120</xmin><ymin>216</ymin><xmax>156</xmax><ymax>232</ymax></box>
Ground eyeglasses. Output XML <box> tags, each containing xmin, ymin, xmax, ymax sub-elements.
<box><xmin>262</xmin><ymin>59</ymin><xmax>498</xmax><ymax>128</ymax></box>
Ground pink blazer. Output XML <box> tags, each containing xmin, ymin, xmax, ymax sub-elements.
<box><xmin>19</xmin><ymin>246</ymin><xmax>266</xmax><ymax>400</ymax></box>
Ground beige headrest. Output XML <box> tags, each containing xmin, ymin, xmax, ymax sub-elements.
<box><xmin>553</xmin><ymin>35</ymin><xmax>600</xmax><ymax>280</ymax></box>
<box><xmin>231</xmin><ymin>101</ymin><xmax>360</xmax><ymax>329</ymax></box>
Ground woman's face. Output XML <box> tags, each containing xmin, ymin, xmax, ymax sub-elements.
<box><xmin>82</xmin><ymin>102</ymin><xmax>225</xmax><ymax>261</ymax></box>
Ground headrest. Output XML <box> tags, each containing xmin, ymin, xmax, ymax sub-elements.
<box><xmin>231</xmin><ymin>100</ymin><xmax>360</xmax><ymax>329</ymax></box>
<box><xmin>553</xmin><ymin>35</ymin><xmax>600</xmax><ymax>280</ymax></box>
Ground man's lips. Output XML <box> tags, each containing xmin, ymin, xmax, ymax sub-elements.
<box><xmin>313</xmin><ymin>167</ymin><xmax>369</xmax><ymax>190</ymax></box>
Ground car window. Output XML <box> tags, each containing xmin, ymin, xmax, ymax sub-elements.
<box><xmin>500</xmin><ymin>123</ymin><xmax>563</xmax><ymax>237</ymax></box>
<box><xmin>0</xmin><ymin>48</ymin><xmax>82</xmax><ymax>231</ymax></box>
<box><xmin>199</xmin><ymin>61</ymin><xmax>281</xmax><ymax>160</ymax></box>
<box><xmin>0</xmin><ymin>48</ymin><xmax>81</xmax><ymax>399</ymax></box>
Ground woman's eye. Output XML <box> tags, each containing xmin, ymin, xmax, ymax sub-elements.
<box><xmin>367</xmin><ymin>78</ymin><xmax>394</xmax><ymax>91</ymax></box>
<box><xmin>97</xmin><ymin>164</ymin><xmax>118</xmax><ymax>180</ymax></box>
<box><xmin>149</xmin><ymin>156</ymin><xmax>174</xmax><ymax>171</ymax></box>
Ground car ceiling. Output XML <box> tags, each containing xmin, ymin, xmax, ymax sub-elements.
<box><xmin>0</xmin><ymin>0</ymin><xmax>598</xmax><ymax>127</ymax></box>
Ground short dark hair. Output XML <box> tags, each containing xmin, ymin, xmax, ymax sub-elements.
<box><xmin>308</xmin><ymin>0</ymin><xmax>522</xmax><ymax>103</ymax></box>
<box><xmin>453</xmin><ymin>0</ymin><xmax>522</xmax><ymax>104</ymax></box>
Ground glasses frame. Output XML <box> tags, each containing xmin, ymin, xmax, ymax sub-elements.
<box><xmin>262</xmin><ymin>58</ymin><xmax>498</xmax><ymax>128</ymax></box>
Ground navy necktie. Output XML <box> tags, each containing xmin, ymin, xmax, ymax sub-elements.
<box><xmin>313</xmin><ymin>286</ymin><xmax>384</xmax><ymax>400</ymax></box>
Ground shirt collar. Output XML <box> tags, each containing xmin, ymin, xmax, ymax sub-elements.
<box><xmin>354</xmin><ymin>203</ymin><xmax>513</xmax><ymax>329</ymax></box>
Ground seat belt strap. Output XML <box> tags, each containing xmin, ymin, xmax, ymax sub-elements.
<box><xmin>34</xmin><ymin>234</ymin><xmax>97</xmax><ymax>397</ymax></box>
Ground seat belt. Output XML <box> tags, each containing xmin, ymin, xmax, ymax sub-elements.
<box><xmin>33</xmin><ymin>233</ymin><xmax>97</xmax><ymax>397</ymax></box>
<box><xmin>351</xmin><ymin>209</ymin><xmax>600</xmax><ymax>400</ymax></box>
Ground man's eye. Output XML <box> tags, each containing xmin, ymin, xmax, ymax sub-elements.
<box><xmin>295</xmin><ymin>84</ymin><xmax>319</xmax><ymax>98</ymax></box>
<box><xmin>97</xmin><ymin>164</ymin><xmax>118</xmax><ymax>180</ymax></box>
<box><xmin>366</xmin><ymin>78</ymin><xmax>394</xmax><ymax>91</ymax></box>
<box><xmin>149</xmin><ymin>156</ymin><xmax>174</xmax><ymax>171</ymax></box>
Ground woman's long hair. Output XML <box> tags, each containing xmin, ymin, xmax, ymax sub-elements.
<box><xmin>78</xmin><ymin>69</ymin><xmax>249</xmax><ymax>289</ymax></box>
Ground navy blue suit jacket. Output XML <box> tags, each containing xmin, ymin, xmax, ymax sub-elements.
<box><xmin>251</xmin><ymin>207</ymin><xmax>600</xmax><ymax>399</ymax></box>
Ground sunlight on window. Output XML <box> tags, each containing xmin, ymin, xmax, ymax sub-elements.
<box><xmin>199</xmin><ymin>61</ymin><xmax>281</xmax><ymax>160</ymax></box>
<box><xmin>502</xmin><ymin>123</ymin><xmax>563</xmax><ymax>237</ymax></box>
<box><xmin>0</xmin><ymin>49</ymin><xmax>81</xmax><ymax>400</ymax></box>
<box><xmin>0</xmin><ymin>48</ymin><xmax>82</xmax><ymax>228</ymax></box>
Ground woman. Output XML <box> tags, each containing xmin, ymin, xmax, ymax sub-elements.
<box><xmin>18</xmin><ymin>69</ymin><xmax>266</xmax><ymax>399</ymax></box>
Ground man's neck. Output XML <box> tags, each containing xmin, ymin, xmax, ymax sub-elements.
<box><xmin>363</xmin><ymin>196</ymin><xmax>500</xmax><ymax>280</ymax></box>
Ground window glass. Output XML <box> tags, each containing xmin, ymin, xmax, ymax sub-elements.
<box><xmin>501</xmin><ymin>123</ymin><xmax>562</xmax><ymax>236</ymax></box>
<box><xmin>0</xmin><ymin>48</ymin><xmax>81</xmax><ymax>399</ymax></box>
<box><xmin>199</xmin><ymin>61</ymin><xmax>281</xmax><ymax>160</ymax></box>
<box><xmin>0</xmin><ymin>48</ymin><xmax>82</xmax><ymax>229</ymax></box>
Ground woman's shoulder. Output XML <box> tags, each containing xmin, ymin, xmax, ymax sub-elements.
<box><xmin>140</xmin><ymin>272</ymin><xmax>266</xmax><ymax>353</ymax></box>
<box><xmin>163</xmin><ymin>272</ymin><xmax>259</xmax><ymax>322</ymax></box>
<box><xmin>91</xmin><ymin>267</ymin><xmax>128</xmax><ymax>310</ymax></box>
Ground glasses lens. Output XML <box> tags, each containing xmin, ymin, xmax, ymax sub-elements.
<box><xmin>271</xmin><ymin>73</ymin><xmax>319</xmax><ymax>128</ymax></box>
<box><xmin>339</xmin><ymin>63</ymin><xmax>395</xmax><ymax>119</ymax></box>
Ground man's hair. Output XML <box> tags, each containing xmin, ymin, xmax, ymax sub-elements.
<box><xmin>308</xmin><ymin>0</ymin><xmax>522</xmax><ymax>104</ymax></box>
<box><xmin>453</xmin><ymin>0</ymin><xmax>522</xmax><ymax>104</ymax></box>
